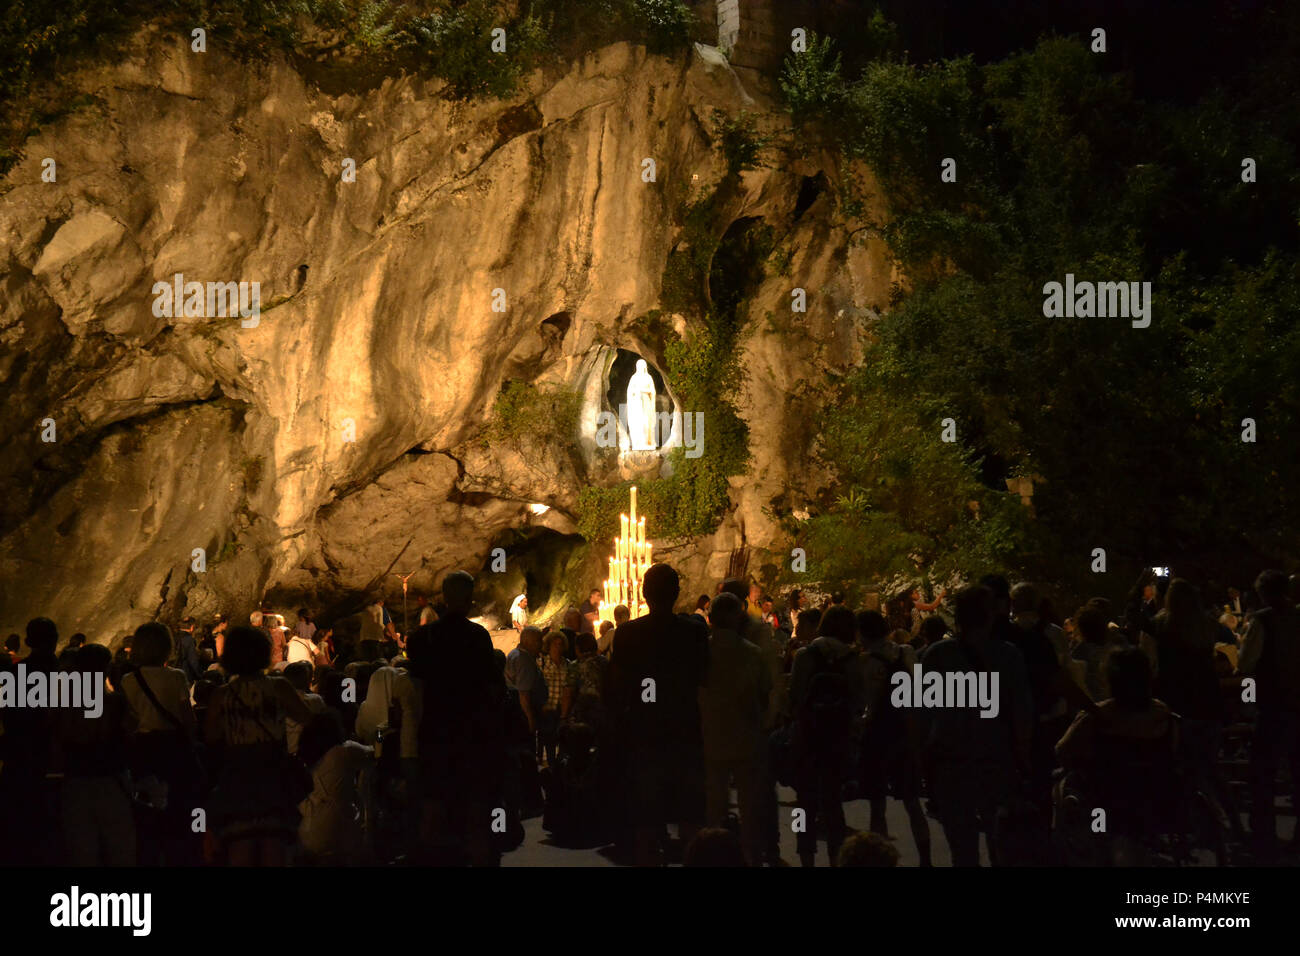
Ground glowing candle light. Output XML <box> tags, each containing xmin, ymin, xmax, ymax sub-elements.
<box><xmin>601</xmin><ymin>487</ymin><xmax>654</xmax><ymax>621</ymax></box>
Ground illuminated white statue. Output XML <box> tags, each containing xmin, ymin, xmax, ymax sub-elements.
<box><xmin>626</xmin><ymin>359</ymin><xmax>658</xmax><ymax>451</ymax></box>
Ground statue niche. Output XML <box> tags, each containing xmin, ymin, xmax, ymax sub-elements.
<box><xmin>626</xmin><ymin>359</ymin><xmax>658</xmax><ymax>451</ymax></box>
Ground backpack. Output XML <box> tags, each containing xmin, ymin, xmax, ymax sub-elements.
<box><xmin>1006</xmin><ymin>620</ymin><xmax>1059</xmax><ymax>718</ymax></box>
<box><xmin>864</xmin><ymin>645</ymin><xmax>909</xmax><ymax>737</ymax></box>
<box><xmin>796</xmin><ymin>643</ymin><xmax>861</xmax><ymax>761</ymax></box>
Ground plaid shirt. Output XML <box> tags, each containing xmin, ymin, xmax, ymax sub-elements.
<box><xmin>541</xmin><ymin>656</ymin><xmax>572</xmax><ymax>713</ymax></box>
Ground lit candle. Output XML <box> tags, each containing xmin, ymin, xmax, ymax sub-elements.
<box><xmin>639</xmin><ymin>517</ymin><xmax>645</xmax><ymax>546</ymax></box>
<box><xmin>620</xmin><ymin>513</ymin><xmax>629</xmax><ymax>543</ymax></box>
<box><xmin>630</xmin><ymin>486</ymin><xmax>638</xmax><ymax>527</ymax></box>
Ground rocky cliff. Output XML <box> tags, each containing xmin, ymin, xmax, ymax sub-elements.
<box><xmin>0</xmin><ymin>25</ymin><xmax>892</xmax><ymax>640</ymax></box>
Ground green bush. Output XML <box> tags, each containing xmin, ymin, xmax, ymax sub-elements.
<box><xmin>575</xmin><ymin>450</ymin><xmax>738</xmax><ymax>544</ymax></box>
<box><xmin>778</xmin><ymin>32</ymin><xmax>843</xmax><ymax>120</ymax></box>
<box><xmin>711</xmin><ymin>109</ymin><xmax>774</xmax><ymax>177</ymax></box>
<box><xmin>399</xmin><ymin>0</ymin><xmax>549</xmax><ymax>99</ymax></box>
<box><xmin>626</xmin><ymin>0</ymin><xmax>692</xmax><ymax>55</ymax></box>
<box><xmin>484</xmin><ymin>380</ymin><xmax>583</xmax><ymax>449</ymax></box>
<box><xmin>659</xmin><ymin>187</ymin><xmax>724</xmax><ymax>315</ymax></box>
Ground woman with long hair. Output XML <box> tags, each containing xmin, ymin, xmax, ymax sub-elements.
<box><xmin>1141</xmin><ymin>579</ymin><xmax>1234</xmax><ymax>830</ymax></box>
<box><xmin>205</xmin><ymin>626</ymin><xmax>317</xmax><ymax>866</ymax></box>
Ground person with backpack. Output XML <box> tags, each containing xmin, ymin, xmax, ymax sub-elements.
<box><xmin>857</xmin><ymin>610</ymin><xmax>931</xmax><ymax>866</ymax></box>
<box><xmin>1238</xmin><ymin>568</ymin><xmax>1300</xmax><ymax>861</ymax></box>
<box><xmin>918</xmin><ymin>586</ymin><xmax>1032</xmax><ymax>867</ymax></box>
<box><xmin>787</xmin><ymin>605</ymin><xmax>864</xmax><ymax>866</ymax></box>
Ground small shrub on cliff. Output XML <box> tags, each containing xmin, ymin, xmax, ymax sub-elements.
<box><xmin>626</xmin><ymin>0</ymin><xmax>693</xmax><ymax>54</ymax></box>
<box><xmin>779</xmin><ymin>32</ymin><xmax>844</xmax><ymax>122</ymax></box>
<box><xmin>531</xmin><ymin>0</ymin><xmax>693</xmax><ymax>57</ymax></box>
<box><xmin>711</xmin><ymin>109</ymin><xmax>774</xmax><ymax>177</ymax></box>
<box><xmin>399</xmin><ymin>0</ymin><xmax>549</xmax><ymax>99</ymax></box>
<box><xmin>485</xmin><ymin>381</ymin><xmax>582</xmax><ymax>449</ymax></box>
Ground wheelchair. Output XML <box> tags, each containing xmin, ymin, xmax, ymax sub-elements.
<box><xmin>1052</xmin><ymin>715</ymin><xmax>1230</xmax><ymax>866</ymax></box>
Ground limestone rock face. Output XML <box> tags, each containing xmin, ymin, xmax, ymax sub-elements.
<box><xmin>0</xmin><ymin>27</ymin><xmax>891</xmax><ymax>640</ymax></box>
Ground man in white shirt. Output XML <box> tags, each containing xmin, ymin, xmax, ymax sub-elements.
<box><xmin>287</xmin><ymin>632</ymin><xmax>320</xmax><ymax>666</ymax></box>
<box><xmin>360</xmin><ymin>597</ymin><xmax>385</xmax><ymax>644</ymax></box>
<box><xmin>417</xmin><ymin>594</ymin><xmax>436</xmax><ymax>627</ymax></box>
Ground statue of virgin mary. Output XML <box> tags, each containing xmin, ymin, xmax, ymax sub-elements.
<box><xmin>626</xmin><ymin>359</ymin><xmax>658</xmax><ymax>451</ymax></box>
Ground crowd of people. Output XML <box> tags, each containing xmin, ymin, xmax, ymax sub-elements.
<box><xmin>1</xmin><ymin>563</ymin><xmax>1297</xmax><ymax>867</ymax></box>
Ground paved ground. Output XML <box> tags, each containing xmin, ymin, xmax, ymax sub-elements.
<box><xmin>501</xmin><ymin>795</ymin><xmax>1290</xmax><ymax>867</ymax></box>
<box><xmin>501</xmin><ymin>786</ymin><xmax>975</xmax><ymax>866</ymax></box>
<box><xmin>501</xmin><ymin>785</ymin><xmax>977</xmax><ymax>868</ymax></box>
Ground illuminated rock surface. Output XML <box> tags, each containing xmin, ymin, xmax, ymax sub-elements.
<box><xmin>0</xmin><ymin>28</ymin><xmax>892</xmax><ymax>638</ymax></box>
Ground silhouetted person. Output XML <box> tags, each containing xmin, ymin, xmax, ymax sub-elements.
<box><xmin>1142</xmin><ymin>579</ymin><xmax>1231</xmax><ymax>828</ymax></box>
<box><xmin>174</xmin><ymin>617</ymin><xmax>203</xmax><ymax>684</ymax></box>
<box><xmin>0</xmin><ymin>617</ymin><xmax>60</xmax><ymax>864</ymax></box>
<box><xmin>1006</xmin><ymin>582</ymin><xmax>1067</xmax><ymax>817</ymax></box>
<box><xmin>720</xmin><ymin>576</ymin><xmax>785</xmax><ymax>865</ymax></box>
<box><xmin>1238</xmin><ymin>569</ymin><xmax>1300</xmax><ymax>861</ymax></box>
<box><xmin>205</xmin><ymin>626</ymin><xmax>317</xmax><ymax>866</ymax></box>
<box><xmin>919</xmin><ymin>586</ymin><xmax>1032</xmax><ymax>867</ymax></box>
<box><xmin>57</xmin><ymin>632</ymin><xmax>88</xmax><ymax>668</ymax></box>
<box><xmin>858</xmin><ymin>609</ymin><xmax>930</xmax><ymax>865</ymax></box>
<box><xmin>699</xmin><ymin>592</ymin><xmax>771</xmax><ymax>866</ymax></box>
<box><xmin>608</xmin><ymin>562</ymin><xmax>708</xmax><ymax>866</ymax></box>
<box><xmin>406</xmin><ymin>570</ymin><xmax>504</xmax><ymax>866</ymax></box>
<box><xmin>122</xmin><ymin>622</ymin><xmax>202</xmax><ymax>865</ymax></box>
<box><xmin>788</xmin><ymin>604</ymin><xmax>862</xmax><ymax>866</ymax></box>
<box><xmin>56</xmin><ymin>644</ymin><xmax>135</xmax><ymax>865</ymax></box>
<box><xmin>1057</xmin><ymin>647</ymin><xmax>1179</xmax><ymax>865</ymax></box>
<box><xmin>23</xmin><ymin>616</ymin><xmax>58</xmax><ymax>672</ymax></box>
<box><xmin>558</xmin><ymin>608</ymin><xmax>585</xmax><ymax>661</ymax></box>
<box><xmin>693</xmin><ymin>594</ymin><xmax>711</xmax><ymax>626</ymax></box>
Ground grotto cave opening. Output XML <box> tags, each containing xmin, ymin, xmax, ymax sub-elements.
<box><xmin>478</xmin><ymin>525</ymin><xmax>589</xmax><ymax>629</ymax></box>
